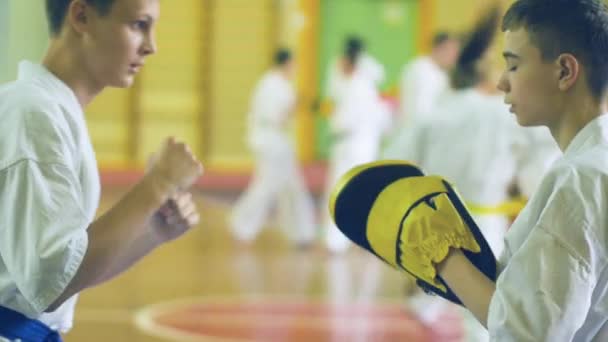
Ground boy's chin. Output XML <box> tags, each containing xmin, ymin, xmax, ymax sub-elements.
<box><xmin>110</xmin><ymin>75</ymin><xmax>135</xmax><ymax>89</ymax></box>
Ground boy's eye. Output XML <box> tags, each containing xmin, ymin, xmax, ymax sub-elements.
<box><xmin>132</xmin><ymin>20</ymin><xmax>149</xmax><ymax>31</ymax></box>
<box><xmin>508</xmin><ymin>65</ymin><xmax>518</xmax><ymax>72</ymax></box>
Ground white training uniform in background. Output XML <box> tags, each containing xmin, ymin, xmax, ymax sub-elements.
<box><xmin>323</xmin><ymin>57</ymin><xmax>391</xmax><ymax>253</ymax></box>
<box><xmin>401</xmin><ymin>88</ymin><xmax>559</xmax><ymax>341</ymax></box>
<box><xmin>358</xmin><ymin>54</ymin><xmax>386</xmax><ymax>88</ymax></box>
<box><xmin>326</xmin><ymin>53</ymin><xmax>386</xmax><ymax>103</ymax></box>
<box><xmin>230</xmin><ymin>70</ymin><xmax>316</xmax><ymax>244</ymax></box>
<box><xmin>399</xmin><ymin>56</ymin><xmax>448</xmax><ymax>123</ymax></box>
<box><xmin>488</xmin><ymin>115</ymin><xmax>608</xmax><ymax>341</ymax></box>
<box><xmin>383</xmin><ymin>56</ymin><xmax>448</xmax><ymax>159</ymax></box>
<box><xmin>0</xmin><ymin>61</ymin><xmax>100</xmax><ymax>336</ymax></box>
<box><xmin>411</xmin><ymin>89</ymin><xmax>558</xmax><ymax>257</ymax></box>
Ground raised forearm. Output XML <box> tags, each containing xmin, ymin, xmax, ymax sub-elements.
<box><xmin>96</xmin><ymin>192</ymin><xmax>200</xmax><ymax>284</ymax></box>
<box><xmin>46</xmin><ymin>176</ymin><xmax>168</xmax><ymax>311</ymax></box>
<box><xmin>46</xmin><ymin>138</ymin><xmax>203</xmax><ymax>312</ymax></box>
<box><xmin>93</xmin><ymin>224</ymin><xmax>160</xmax><ymax>285</ymax></box>
<box><xmin>437</xmin><ymin>249</ymin><xmax>496</xmax><ymax>327</ymax></box>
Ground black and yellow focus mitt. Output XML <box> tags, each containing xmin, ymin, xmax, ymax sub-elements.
<box><xmin>329</xmin><ymin>160</ymin><xmax>497</xmax><ymax>305</ymax></box>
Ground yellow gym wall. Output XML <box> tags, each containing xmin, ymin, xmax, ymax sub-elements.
<box><xmin>87</xmin><ymin>0</ymin><xmax>494</xmax><ymax>171</ymax></box>
<box><xmin>430</xmin><ymin>0</ymin><xmax>514</xmax><ymax>88</ymax></box>
<box><xmin>204</xmin><ymin>0</ymin><xmax>277</xmax><ymax>170</ymax></box>
<box><xmin>434</xmin><ymin>0</ymin><xmax>490</xmax><ymax>33</ymax></box>
<box><xmin>432</xmin><ymin>0</ymin><xmax>513</xmax><ymax>32</ymax></box>
<box><xmin>137</xmin><ymin>0</ymin><xmax>208</xmax><ymax>166</ymax></box>
<box><xmin>2</xmin><ymin>0</ymin><xmax>48</xmax><ymax>83</ymax></box>
<box><xmin>87</xmin><ymin>88</ymin><xmax>134</xmax><ymax>168</ymax></box>
<box><xmin>86</xmin><ymin>0</ymin><xmax>302</xmax><ymax>172</ymax></box>
<box><xmin>4</xmin><ymin>1</ymin><xmax>510</xmax><ymax>173</ymax></box>
<box><xmin>293</xmin><ymin>0</ymin><xmax>320</xmax><ymax>162</ymax></box>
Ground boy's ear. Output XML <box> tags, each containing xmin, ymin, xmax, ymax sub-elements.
<box><xmin>556</xmin><ymin>53</ymin><xmax>579</xmax><ymax>91</ymax></box>
<box><xmin>66</xmin><ymin>0</ymin><xmax>90</xmax><ymax>34</ymax></box>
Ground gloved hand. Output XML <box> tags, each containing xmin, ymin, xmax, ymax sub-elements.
<box><xmin>329</xmin><ymin>160</ymin><xmax>497</xmax><ymax>305</ymax></box>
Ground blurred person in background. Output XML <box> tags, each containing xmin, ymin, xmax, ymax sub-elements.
<box><xmin>322</xmin><ymin>36</ymin><xmax>391</xmax><ymax>254</ymax></box>
<box><xmin>230</xmin><ymin>48</ymin><xmax>317</xmax><ymax>247</ymax></box>
<box><xmin>326</xmin><ymin>35</ymin><xmax>386</xmax><ymax>103</ymax></box>
<box><xmin>383</xmin><ymin>31</ymin><xmax>460</xmax><ymax>160</ymax></box>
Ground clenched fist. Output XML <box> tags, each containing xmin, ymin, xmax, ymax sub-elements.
<box><xmin>147</xmin><ymin>137</ymin><xmax>203</xmax><ymax>197</ymax></box>
<box><xmin>151</xmin><ymin>192</ymin><xmax>200</xmax><ymax>243</ymax></box>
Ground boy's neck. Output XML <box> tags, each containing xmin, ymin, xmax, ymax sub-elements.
<box><xmin>273</xmin><ymin>67</ymin><xmax>290</xmax><ymax>79</ymax></box>
<box><xmin>42</xmin><ymin>38</ymin><xmax>103</xmax><ymax>109</ymax></box>
<box><xmin>430</xmin><ymin>52</ymin><xmax>445</xmax><ymax>71</ymax></box>
<box><xmin>550</xmin><ymin>95</ymin><xmax>607</xmax><ymax>151</ymax></box>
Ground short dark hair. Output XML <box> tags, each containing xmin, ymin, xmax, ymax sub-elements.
<box><xmin>343</xmin><ymin>35</ymin><xmax>364</xmax><ymax>65</ymax></box>
<box><xmin>451</xmin><ymin>6</ymin><xmax>500</xmax><ymax>89</ymax></box>
<box><xmin>432</xmin><ymin>32</ymin><xmax>455</xmax><ymax>48</ymax></box>
<box><xmin>274</xmin><ymin>48</ymin><xmax>292</xmax><ymax>66</ymax></box>
<box><xmin>502</xmin><ymin>0</ymin><xmax>608</xmax><ymax>99</ymax></box>
<box><xmin>45</xmin><ymin>0</ymin><xmax>115</xmax><ymax>36</ymax></box>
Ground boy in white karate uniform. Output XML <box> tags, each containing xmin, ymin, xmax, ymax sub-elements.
<box><xmin>400</xmin><ymin>9</ymin><xmax>558</xmax><ymax>340</ymax></box>
<box><xmin>436</xmin><ymin>0</ymin><xmax>608</xmax><ymax>340</ymax></box>
<box><xmin>0</xmin><ymin>1</ymin><xmax>203</xmax><ymax>340</ymax></box>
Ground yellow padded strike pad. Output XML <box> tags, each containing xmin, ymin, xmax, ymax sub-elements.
<box><xmin>329</xmin><ymin>160</ymin><xmax>497</xmax><ymax>305</ymax></box>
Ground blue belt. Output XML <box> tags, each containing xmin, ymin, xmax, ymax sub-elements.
<box><xmin>0</xmin><ymin>306</ymin><xmax>62</xmax><ymax>342</ymax></box>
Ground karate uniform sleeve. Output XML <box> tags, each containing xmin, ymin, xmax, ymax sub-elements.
<box><xmin>488</xmin><ymin>168</ymin><xmax>598</xmax><ymax>341</ymax></box>
<box><xmin>0</xmin><ymin>110</ymin><xmax>89</xmax><ymax>315</ymax></box>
